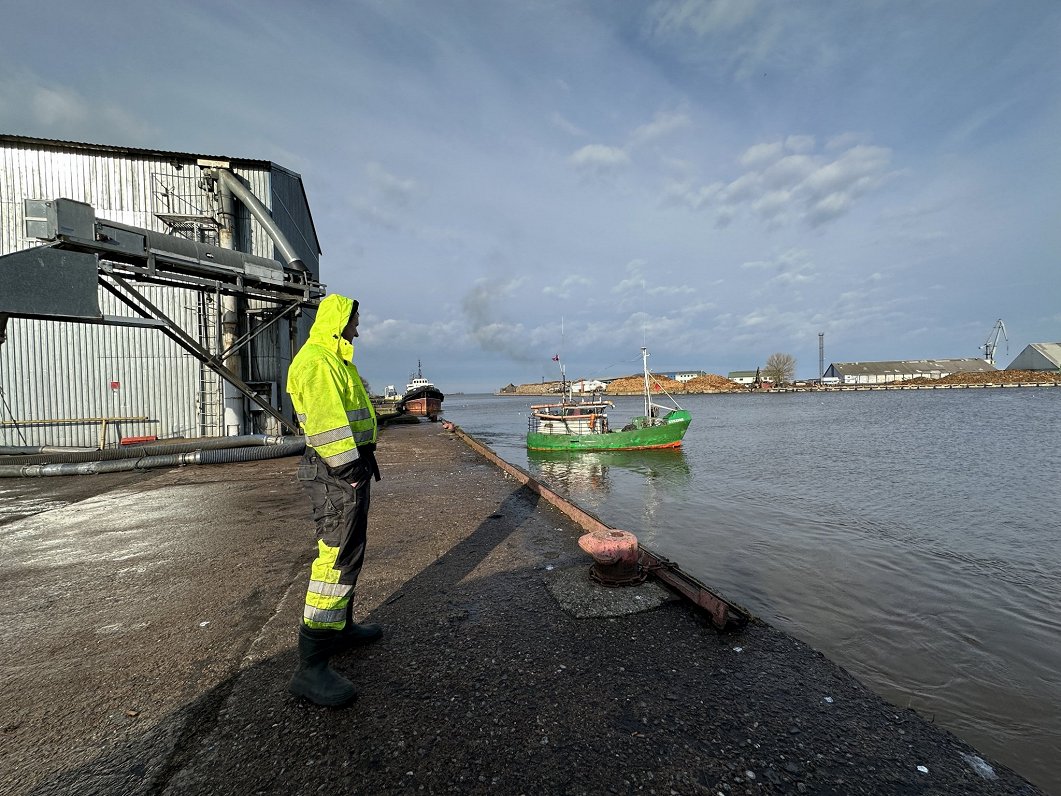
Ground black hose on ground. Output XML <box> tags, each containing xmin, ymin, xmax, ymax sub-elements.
<box><xmin>198</xmin><ymin>441</ymin><xmax>306</xmax><ymax>465</ymax></box>
<box><xmin>0</xmin><ymin>439</ymin><xmax>306</xmax><ymax>478</ymax></box>
<box><xmin>0</xmin><ymin>435</ymin><xmax>302</xmax><ymax>466</ymax></box>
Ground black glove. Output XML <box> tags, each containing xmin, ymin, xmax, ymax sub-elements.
<box><xmin>357</xmin><ymin>445</ymin><xmax>381</xmax><ymax>482</ymax></box>
<box><xmin>330</xmin><ymin>443</ymin><xmax>380</xmax><ymax>484</ymax></box>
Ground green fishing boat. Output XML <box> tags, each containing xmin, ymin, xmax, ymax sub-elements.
<box><xmin>526</xmin><ymin>347</ymin><xmax>692</xmax><ymax>452</ymax></box>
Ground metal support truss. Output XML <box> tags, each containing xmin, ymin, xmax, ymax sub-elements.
<box><xmin>98</xmin><ymin>273</ymin><xmax>299</xmax><ymax>434</ymax></box>
<box><xmin>0</xmin><ymin>199</ymin><xmax>324</xmax><ymax>439</ymax></box>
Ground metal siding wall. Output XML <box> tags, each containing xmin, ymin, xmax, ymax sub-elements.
<box><xmin>1</xmin><ymin>293</ymin><xmax>202</xmax><ymax>448</ymax></box>
<box><xmin>225</xmin><ymin>167</ymin><xmax>287</xmax><ymax>430</ymax></box>
<box><xmin>269</xmin><ymin>168</ymin><xmax>321</xmax><ymax>280</ymax></box>
<box><xmin>0</xmin><ymin>142</ymin><xmax>278</xmax><ymax>446</ymax></box>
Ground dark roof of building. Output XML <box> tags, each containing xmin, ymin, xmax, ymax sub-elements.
<box><xmin>1</xmin><ymin>133</ymin><xmax>273</xmax><ymax>168</ymax></box>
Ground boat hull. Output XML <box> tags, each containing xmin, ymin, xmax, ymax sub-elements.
<box><xmin>399</xmin><ymin>384</ymin><xmax>445</xmax><ymax>421</ymax></box>
<box><xmin>403</xmin><ymin>396</ymin><xmax>443</xmax><ymax>421</ymax></box>
<box><xmin>527</xmin><ymin>410</ymin><xmax>691</xmax><ymax>451</ymax></box>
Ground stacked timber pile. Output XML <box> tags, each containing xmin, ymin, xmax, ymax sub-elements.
<box><xmin>678</xmin><ymin>374</ymin><xmax>745</xmax><ymax>393</ymax></box>
<box><xmin>504</xmin><ymin>373</ymin><xmax>746</xmax><ymax>395</ymax></box>
<box><xmin>904</xmin><ymin>369</ymin><xmax>1061</xmax><ymax>386</ymax></box>
<box><xmin>607</xmin><ymin>373</ymin><xmax>683</xmax><ymax>395</ymax></box>
<box><xmin>510</xmin><ymin>382</ymin><xmax>563</xmax><ymax>395</ymax></box>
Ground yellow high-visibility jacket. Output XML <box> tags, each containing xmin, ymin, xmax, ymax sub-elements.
<box><xmin>287</xmin><ymin>294</ymin><xmax>376</xmax><ymax>471</ymax></box>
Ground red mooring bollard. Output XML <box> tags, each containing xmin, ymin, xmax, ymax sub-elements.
<box><xmin>577</xmin><ymin>529</ymin><xmax>645</xmax><ymax>586</ymax></box>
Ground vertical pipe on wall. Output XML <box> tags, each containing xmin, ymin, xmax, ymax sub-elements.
<box><xmin>216</xmin><ymin>177</ymin><xmax>244</xmax><ymax>436</ymax></box>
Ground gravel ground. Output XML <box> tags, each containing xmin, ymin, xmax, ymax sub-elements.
<box><xmin>2</xmin><ymin>422</ymin><xmax>1043</xmax><ymax>795</ymax></box>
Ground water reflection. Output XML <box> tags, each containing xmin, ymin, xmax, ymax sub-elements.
<box><xmin>526</xmin><ymin>447</ymin><xmax>692</xmax><ymax>513</ymax></box>
<box><xmin>448</xmin><ymin>391</ymin><xmax>1061</xmax><ymax>791</ymax></box>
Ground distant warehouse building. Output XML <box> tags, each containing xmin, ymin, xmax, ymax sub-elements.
<box><xmin>669</xmin><ymin>370</ymin><xmax>707</xmax><ymax>383</ymax></box>
<box><xmin>822</xmin><ymin>358</ymin><xmax>997</xmax><ymax>385</ymax></box>
<box><xmin>728</xmin><ymin>371</ymin><xmax>757</xmax><ymax>385</ymax></box>
<box><xmin>1006</xmin><ymin>343</ymin><xmax>1061</xmax><ymax>372</ymax></box>
<box><xmin>0</xmin><ymin>134</ymin><xmax>322</xmax><ymax>447</ymax></box>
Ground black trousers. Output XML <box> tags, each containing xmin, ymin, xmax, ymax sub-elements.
<box><xmin>297</xmin><ymin>451</ymin><xmax>371</xmax><ymax>588</ymax></box>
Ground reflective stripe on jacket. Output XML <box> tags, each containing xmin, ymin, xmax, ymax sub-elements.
<box><xmin>287</xmin><ymin>294</ymin><xmax>377</xmax><ymax>469</ymax></box>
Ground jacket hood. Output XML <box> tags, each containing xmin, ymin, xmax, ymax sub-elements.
<box><xmin>308</xmin><ymin>294</ymin><xmax>356</xmax><ymax>361</ymax></box>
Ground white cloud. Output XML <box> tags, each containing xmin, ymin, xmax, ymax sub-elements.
<box><xmin>648</xmin><ymin>0</ymin><xmax>759</xmax><ymax>37</ymax></box>
<box><xmin>611</xmin><ymin>260</ymin><xmax>650</xmax><ymax>295</ymax></box>
<box><xmin>360</xmin><ymin>316</ymin><xmax>464</xmax><ymax>349</ymax></box>
<box><xmin>784</xmin><ymin>135</ymin><xmax>815</xmax><ymax>153</ymax></box>
<box><xmin>672</xmin><ymin>136</ymin><xmax>896</xmax><ymax>228</ymax></box>
<box><xmin>349</xmin><ymin>198</ymin><xmax>402</xmax><ymax>231</ymax></box>
<box><xmin>661</xmin><ymin>179</ymin><xmax>721</xmax><ymax>211</ymax></box>
<box><xmin>629</xmin><ymin>110</ymin><xmax>692</xmax><ymax>147</ymax></box>
<box><xmin>760</xmin><ymin>155</ymin><xmax>816</xmax><ymax>188</ymax></box>
<box><xmin>568</xmin><ymin>144</ymin><xmax>631</xmax><ymax>174</ymax></box>
<box><xmin>648</xmin><ymin>283</ymin><xmax>696</xmax><ymax>296</ymax></box>
<box><xmin>739</xmin><ymin>142</ymin><xmax>784</xmax><ymax>169</ymax></box>
<box><xmin>551</xmin><ymin>112</ymin><xmax>589</xmax><ymax>138</ymax></box>
<box><xmin>365</xmin><ymin>162</ymin><xmax>423</xmax><ymax>208</ymax></box>
<box><xmin>739</xmin><ymin>249</ymin><xmax>815</xmax><ymax>293</ymax></box>
<box><xmin>569</xmin><ymin>108</ymin><xmax>691</xmax><ymax>178</ymax></box>
<box><xmin>0</xmin><ymin>70</ymin><xmax>157</xmax><ymax>144</ymax></box>
<box><xmin>542</xmin><ymin>275</ymin><xmax>592</xmax><ymax>299</ymax></box>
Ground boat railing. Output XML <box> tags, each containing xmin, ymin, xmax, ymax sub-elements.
<box><xmin>528</xmin><ymin>412</ymin><xmax>605</xmax><ymax>435</ymax></box>
<box><xmin>530</xmin><ymin>400</ymin><xmax>613</xmax><ymax>412</ymax></box>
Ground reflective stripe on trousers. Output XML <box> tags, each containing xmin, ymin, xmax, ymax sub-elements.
<box><xmin>296</xmin><ymin>451</ymin><xmax>371</xmax><ymax>630</ymax></box>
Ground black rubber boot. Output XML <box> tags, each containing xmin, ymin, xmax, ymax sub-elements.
<box><xmin>289</xmin><ymin>626</ymin><xmax>357</xmax><ymax>707</ymax></box>
<box><xmin>337</xmin><ymin>600</ymin><xmax>383</xmax><ymax>651</ymax></box>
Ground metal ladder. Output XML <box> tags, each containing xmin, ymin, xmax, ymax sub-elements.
<box><xmin>196</xmin><ymin>292</ymin><xmax>223</xmax><ymax>436</ymax></box>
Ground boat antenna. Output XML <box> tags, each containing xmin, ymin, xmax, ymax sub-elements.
<box><xmin>642</xmin><ymin>280</ymin><xmax>648</xmax><ymax>348</ymax></box>
<box><xmin>559</xmin><ymin>316</ymin><xmax>567</xmax><ymax>399</ymax></box>
<box><xmin>642</xmin><ymin>346</ymin><xmax>651</xmax><ymax>417</ymax></box>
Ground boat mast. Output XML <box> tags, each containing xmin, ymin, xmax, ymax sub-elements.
<box><xmin>642</xmin><ymin>347</ymin><xmax>650</xmax><ymax>417</ymax></box>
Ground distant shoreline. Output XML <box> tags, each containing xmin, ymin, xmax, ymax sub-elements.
<box><xmin>495</xmin><ymin>378</ymin><xmax>1061</xmax><ymax>397</ymax></box>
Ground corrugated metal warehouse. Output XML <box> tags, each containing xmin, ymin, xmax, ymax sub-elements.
<box><xmin>0</xmin><ymin>134</ymin><xmax>322</xmax><ymax>447</ymax></box>
<box><xmin>822</xmin><ymin>358</ymin><xmax>997</xmax><ymax>385</ymax></box>
<box><xmin>1006</xmin><ymin>343</ymin><xmax>1061</xmax><ymax>372</ymax></box>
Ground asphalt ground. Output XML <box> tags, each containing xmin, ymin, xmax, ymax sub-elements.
<box><xmin>0</xmin><ymin>422</ymin><xmax>1044</xmax><ymax>795</ymax></box>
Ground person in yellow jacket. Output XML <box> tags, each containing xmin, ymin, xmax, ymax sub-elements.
<box><xmin>286</xmin><ymin>293</ymin><xmax>382</xmax><ymax>706</ymax></box>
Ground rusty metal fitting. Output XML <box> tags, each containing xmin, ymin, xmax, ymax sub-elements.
<box><xmin>577</xmin><ymin>529</ymin><xmax>645</xmax><ymax>586</ymax></box>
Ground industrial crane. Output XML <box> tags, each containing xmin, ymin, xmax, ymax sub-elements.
<box><xmin>980</xmin><ymin>319</ymin><xmax>1008</xmax><ymax>366</ymax></box>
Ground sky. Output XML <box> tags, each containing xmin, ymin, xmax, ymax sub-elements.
<box><xmin>2</xmin><ymin>0</ymin><xmax>1059</xmax><ymax>392</ymax></box>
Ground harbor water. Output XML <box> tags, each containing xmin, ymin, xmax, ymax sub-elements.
<box><xmin>444</xmin><ymin>388</ymin><xmax>1061</xmax><ymax>793</ymax></box>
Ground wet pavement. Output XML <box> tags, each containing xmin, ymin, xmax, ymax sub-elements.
<box><xmin>0</xmin><ymin>422</ymin><xmax>1044</xmax><ymax>795</ymax></box>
